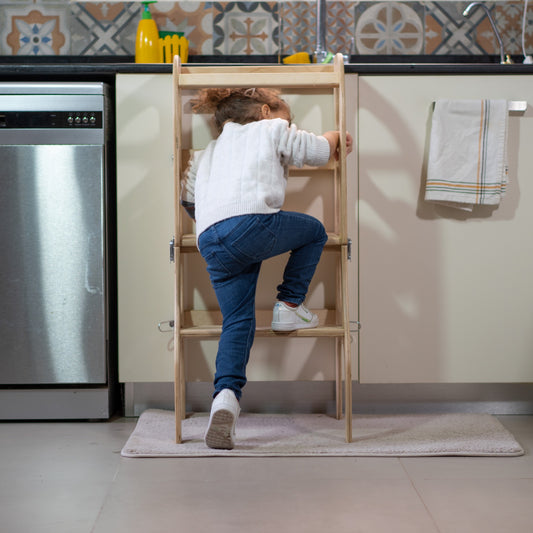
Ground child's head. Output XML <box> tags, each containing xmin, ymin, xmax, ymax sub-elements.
<box><xmin>191</xmin><ymin>88</ymin><xmax>291</xmax><ymax>134</ymax></box>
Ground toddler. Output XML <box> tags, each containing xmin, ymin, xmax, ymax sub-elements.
<box><xmin>181</xmin><ymin>87</ymin><xmax>353</xmax><ymax>449</ymax></box>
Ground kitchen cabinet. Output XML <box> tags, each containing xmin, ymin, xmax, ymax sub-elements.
<box><xmin>116</xmin><ymin>74</ymin><xmax>175</xmax><ymax>382</ymax></box>
<box><xmin>117</xmin><ymin>71</ymin><xmax>533</xmax><ymax>389</ymax></box>
<box><xmin>116</xmin><ymin>73</ymin><xmax>358</xmax><ymax>385</ymax></box>
<box><xmin>358</xmin><ymin>75</ymin><xmax>533</xmax><ymax>383</ymax></box>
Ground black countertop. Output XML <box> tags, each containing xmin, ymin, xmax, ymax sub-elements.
<box><xmin>1</xmin><ymin>55</ymin><xmax>532</xmax><ymax>79</ymax></box>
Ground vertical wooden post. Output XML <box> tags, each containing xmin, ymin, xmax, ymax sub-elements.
<box><xmin>173</xmin><ymin>56</ymin><xmax>183</xmax><ymax>443</ymax></box>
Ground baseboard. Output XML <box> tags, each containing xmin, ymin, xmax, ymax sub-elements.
<box><xmin>124</xmin><ymin>381</ymin><xmax>533</xmax><ymax>417</ymax></box>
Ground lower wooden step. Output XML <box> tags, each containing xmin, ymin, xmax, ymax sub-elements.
<box><xmin>177</xmin><ymin>309</ymin><xmax>347</xmax><ymax>338</ymax></box>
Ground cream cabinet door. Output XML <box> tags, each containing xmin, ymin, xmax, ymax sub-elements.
<box><xmin>358</xmin><ymin>75</ymin><xmax>533</xmax><ymax>383</ymax></box>
<box><xmin>116</xmin><ymin>74</ymin><xmax>175</xmax><ymax>382</ymax></box>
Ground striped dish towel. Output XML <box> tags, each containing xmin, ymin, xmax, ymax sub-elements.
<box><xmin>425</xmin><ymin>99</ymin><xmax>509</xmax><ymax>211</ymax></box>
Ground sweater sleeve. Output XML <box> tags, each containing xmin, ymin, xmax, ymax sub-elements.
<box><xmin>276</xmin><ymin>121</ymin><xmax>331</xmax><ymax>168</ymax></box>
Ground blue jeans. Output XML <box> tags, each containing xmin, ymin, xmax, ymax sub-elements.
<box><xmin>198</xmin><ymin>211</ymin><xmax>328</xmax><ymax>400</ymax></box>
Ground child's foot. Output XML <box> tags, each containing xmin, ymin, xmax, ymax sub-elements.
<box><xmin>271</xmin><ymin>301</ymin><xmax>319</xmax><ymax>331</ymax></box>
<box><xmin>205</xmin><ymin>389</ymin><xmax>240</xmax><ymax>450</ymax></box>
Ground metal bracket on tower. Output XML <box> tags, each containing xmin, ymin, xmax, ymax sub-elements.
<box><xmin>350</xmin><ymin>320</ymin><xmax>361</xmax><ymax>333</ymax></box>
<box><xmin>157</xmin><ymin>320</ymin><xmax>174</xmax><ymax>332</ymax></box>
<box><xmin>169</xmin><ymin>237</ymin><xmax>175</xmax><ymax>263</ymax></box>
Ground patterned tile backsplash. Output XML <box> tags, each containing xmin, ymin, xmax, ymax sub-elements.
<box><xmin>0</xmin><ymin>1</ymin><xmax>531</xmax><ymax>58</ymax></box>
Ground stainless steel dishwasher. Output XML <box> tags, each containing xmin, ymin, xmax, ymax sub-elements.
<box><xmin>0</xmin><ymin>82</ymin><xmax>116</xmax><ymax>419</ymax></box>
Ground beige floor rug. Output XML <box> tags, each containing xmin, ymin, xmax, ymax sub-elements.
<box><xmin>121</xmin><ymin>409</ymin><xmax>524</xmax><ymax>457</ymax></box>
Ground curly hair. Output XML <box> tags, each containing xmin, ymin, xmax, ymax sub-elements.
<box><xmin>190</xmin><ymin>87</ymin><xmax>290</xmax><ymax>133</ymax></box>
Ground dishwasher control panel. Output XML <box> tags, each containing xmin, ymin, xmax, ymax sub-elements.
<box><xmin>0</xmin><ymin>111</ymin><xmax>103</xmax><ymax>129</ymax></box>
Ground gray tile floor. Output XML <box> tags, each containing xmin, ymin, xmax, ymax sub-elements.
<box><xmin>1</xmin><ymin>415</ymin><xmax>532</xmax><ymax>533</ymax></box>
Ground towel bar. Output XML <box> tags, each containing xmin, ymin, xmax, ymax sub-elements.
<box><xmin>432</xmin><ymin>101</ymin><xmax>527</xmax><ymax>112</ymax></box>
<box><xmin>508</xmin><ymin>101</ymin><xmax>527</xmax><ymax>112</ymax></box>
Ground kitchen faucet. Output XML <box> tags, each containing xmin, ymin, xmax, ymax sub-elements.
<box><xmin>462</xmin><ymin>2</ymin><xmax>508</xmax><ymax>64</ymax></box>
<box><xmin>314</xmin><ymin>0</ymin><xmax>328</xmax><ymax>63</ymax></box>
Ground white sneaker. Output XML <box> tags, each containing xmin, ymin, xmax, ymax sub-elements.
<box><xmin>271</xmin><ymin>301</ymin><xmax>319</xmax><ymax>331</ymax></box>
<box><xmin>205</xmin><ymin>389</ymin><xmax>240</xmax><ymax>450</ymax></box>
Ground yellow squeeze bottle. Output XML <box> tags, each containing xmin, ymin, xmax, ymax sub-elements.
<box><xmin>135</xmin><ymin>1</ymin><xmax>162</xmax><ymax>63</ymax></box>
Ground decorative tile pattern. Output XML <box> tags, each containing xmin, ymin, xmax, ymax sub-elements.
<box><xmin>281</xmin><ymin>1</ymin><xmax>355</xmax><ymax>56</ymax></box>
<box><xmin>4</xmin><ymin>4</ymin><xmax>69</xmax><ymax>55</ymax></box>
<box><xmin>69</xmin><ymin>2</ymin><xmax>139</xmax><ymax>56</ymax></box>
<box><xmin>425</xmin><ymin>1</ymin><xmax>493</xmax><ymax>55</ymax></box>
<box><xmin>280</xmin><ymin>1</ymin><xmax>314</xmax><ymax>56</ymax></box>
<box><xmin>355</xmin><ymin>2</ymin><xmax>424</xmax><ymax>55</ymax></box>
<box><xmin>152</xmin><ymin>2</ymin><xmax>214</xmax><ymax>55</ymax></box>
<box><xmin>0</xmin><ymin>1</ymin><xmax>531</xmax><ymax>59</ymax></box>
<box><xmin>327</xmin><ymin>1</ymin><xmax>357</xmax><ymax>55</ymax></box>
<box><xmin>213</xmin><ymin>2</ymin><xmax>279</xmax><ymax>55</ymax></box>
<box><xmin>280</xmin><ymin>2</ymin><xmax>316</xmax><ymax>55</ymax></box>
<box><xmin>496</xmin><ymin>2</ymin><xmax>533</xmax><ymax>55</ymax></box>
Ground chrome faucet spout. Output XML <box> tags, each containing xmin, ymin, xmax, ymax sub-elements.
<box><xmin>314</xmin><ymin>0</ymin><xmax>328</xmax><ymax>63</ymax></box>
<box><xmin>463</xmin><ymin>2</ymin><xmax>506</xmax><ymax>64</ymax></box>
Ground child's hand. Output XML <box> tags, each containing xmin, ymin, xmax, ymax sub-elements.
<box><xmin>345</xmin><ymin>132</ymin><xmax>353</xmax><ymax>156</ymax></box>
<box><xmin>323</xmin><ymin>131</ymin><xmax>353</xmax><ymax>161</ymax></box>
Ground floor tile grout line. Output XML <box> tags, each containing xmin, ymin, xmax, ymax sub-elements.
<box><xmin>399</xmin><ymin>458</ymin><xmax>444</xmax><ymax>533</ymax></box>
<box><xmin>90</xmin><ymin>457</ymin><xmax>124</xmax><ymax>533</ymax></box>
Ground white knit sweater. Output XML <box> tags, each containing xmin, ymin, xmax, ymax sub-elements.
<box><xmin>182</xmin><ymin>118</ymin><xmax>331</xmax><ymax>238</ymax></box>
